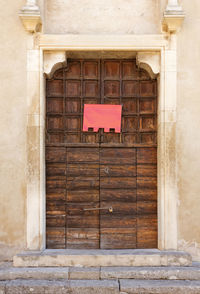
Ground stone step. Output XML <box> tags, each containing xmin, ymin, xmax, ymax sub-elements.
<box><xmin>1</xmin><ymin>279</ymin><xmax>200</xmax><ymax>294</ymax></box>
<box><xmin>2</xmin><ymin>264</ymin><xmax>200</xmax><ymax>281</ymax></box>
<box><xmin>100</xmin><ymin>265</ymin><xmax>200</xmax><ymax>280</ymax></box>
<box><xmin>13</xmin><ymin>249</ymin><xmax>192</xmax><ymax>267</ymax></box>
<box><xmin>0</xmin><ymin>279</ymin><xmax>119</xmax><ymax>294</ymax></box>
<box><xmin>120</xmin><ymin>279</ymin><xmax>200</xmax><ymax>294</ymax></box>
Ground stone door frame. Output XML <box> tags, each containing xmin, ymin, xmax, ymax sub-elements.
<box><xmin>26</xmin><ymin>33</ymin><xmax>178</xmax><ymax>251</ymax></box>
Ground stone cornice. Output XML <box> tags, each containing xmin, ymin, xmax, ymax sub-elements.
<box><xmin>19</xmin><ymin>1</ymin><xmax>42</xmax><ymax>33</ymax></box>
<box><xmin>162</xmin><ymin>0</ymin><xmax>185</xmax><ymax>33</ymax></box>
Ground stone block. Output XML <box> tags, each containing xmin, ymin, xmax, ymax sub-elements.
<box><xmin>101</xmin><ymin>265</ymin><xmax>200</xmax><ymax>280</ymax></box>
<box><xmin>69</xmin><ymin>267</ymin><xmax>100</xmax><ymax>280</ymax></box>
<box><xmin>120</xmin><ymin>279</ymin><xmax>200</xmax><ymax>294</ymax></box>
<box><xmin>69</xmin><ymin>280</ymin><xmax>119</xmax><ymax>294</ymax></box>
<box><xmin>0</xmin><ymin>267</ymin><xmax>68</xmax><ymax>280</ymax></box>
<box><xmin>13</xmin><ymin>249</ymin><xmax>192</xmax><ymax>267</ymax></box>
<box><xmin>6</xmin><ymin>280</ymin><xmax>69</xmax><ymax>294</ymax></box>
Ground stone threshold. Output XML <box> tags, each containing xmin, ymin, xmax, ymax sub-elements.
<box><xmin>13</xmin><ymin>249</ymin><xmax>192</xmax><ymax>267</ymax></box>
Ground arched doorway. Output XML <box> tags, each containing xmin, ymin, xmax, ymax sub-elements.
<box><xmin>45</xmin><ymin>58</ymin><xmax>157</xmax><ymax>249</ymax></box>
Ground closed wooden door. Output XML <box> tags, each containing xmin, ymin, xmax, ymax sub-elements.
<box><xmin>46</xmin><ymin>59</ymin><xmax>157</xmax><ymax>249</ymax></box>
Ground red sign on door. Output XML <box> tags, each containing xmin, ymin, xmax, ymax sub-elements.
<box><xmin>83</xmin><ymin>104</ymin><xmax>122</xmax><ymax>133</ymax></box>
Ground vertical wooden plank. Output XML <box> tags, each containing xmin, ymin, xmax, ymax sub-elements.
<box><xmin>136</xmin><ymin>147</ymin><xmax>157</xmax><ymax>248</ymax></box>
<box><xmin>46</xmin><ymin>147</ymin><xmax>66</xmax><ymax>249</ymax></box>
<box><xmin>66</xmin><ymin>147</ymin><xmax>100</xmax><ymax>249</ymax></box>
<box><xmin>100</xmin><ymin>148</ymin><xmax>137</xmax><ymax>249</ymax></box>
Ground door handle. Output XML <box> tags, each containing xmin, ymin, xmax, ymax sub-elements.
<box><xmin>83</xmin><ymin>206</ymin><xmax>113</xmax><ymax>213</ymax></box>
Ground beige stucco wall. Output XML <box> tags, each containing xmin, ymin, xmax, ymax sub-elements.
<box><xmin>44</xmin><ymin>0</ymin><xmax>161</xmax><ymax>34</ymax></box>
<box><xmin>177</xmin><ymin>0</ymin><xmax>200</xmax><ymax>259</ymax></box>
<box><xmin>0</xmin><ymin>0</ymin><xmax>27</xmax><ymax>260</ymax></box>
<box><xmin>1</xmin><ymin>0</ymin><xmax>200</xmax><ymax>261</ymax></box>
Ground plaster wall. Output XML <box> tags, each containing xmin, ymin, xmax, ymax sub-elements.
<box><xmin>0</xmin><ymin>0</ymin><xmax>27</xmax><ymax>260</ymax></box>
<box><xmin>44</xmin><ymin>0</ymin><xmax>161</xmax><ymax>34</ymax></box>
<box><xmin>177</xmin><ymin>0</ymin><xmax>200</xmax><ymax>260</ymax></box>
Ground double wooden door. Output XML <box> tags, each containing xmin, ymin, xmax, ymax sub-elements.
<box><xmin>46</xmin><ymin>59</ymin><xmax>157</xmax><ymax>249</ymax></box>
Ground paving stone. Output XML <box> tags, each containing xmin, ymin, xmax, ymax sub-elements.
<box><xmin>120</xmin><ymin>279</ymin><xmax>200</xmax><ymax>294</ymax></box>
<box><xmin>101</xmin><ymin>266</ymin><xmax>200</xmax><ymax>280</ymax></box>
<box><xmin>69</xmin><ymin>267</ymin><xmax>100</xmax><ymax>280</ymax></box>
<box><xmin>6</xmin><ymin>280</ymin><xmax>69</xmax><ymax>294</ymax></box>
<box><xmin>0</xmin><ymin>267</ymin><xmax>69</xmax><ymax>280</ymax></box>
<box><xmin>69</xmin><ymin>280</ymin><xmax>119</xmax><ymax>294</ymax></box>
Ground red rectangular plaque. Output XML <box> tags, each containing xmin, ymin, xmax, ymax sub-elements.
<box><xmin>83</xmin><ymin>104</ymin><xmax>122</xmax><ymax>133</ymax></box>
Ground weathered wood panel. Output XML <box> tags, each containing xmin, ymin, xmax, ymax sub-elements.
<box><xmin>100</xmin><ymin>148</ymin><xmax>136</xmax><ymax>164</ymax></box>
<box><xmin>136</xmin><ymin>147</ymin><xmax>157</xmax><ymax>248</ymax></box>
<box><xmin>100</xmin><ymin>165</ymin><xmax>136</xmax><ymax>177</ymax></box>
<box><xmin>46</xmin><ymin>147</ymin><xmax>66</xmax><ymax>249</ymax></box>
<box><xmin>46</xmin><ymin>59</ymin><xmax>157</xmax><ymax>249</ymax></box>
<box><xmin>100</xmin><ymin>189</ymin><xmax>136</xmax><ymax>202</ymax></box>
<box><xmin>66</xmin><ymin>147</ymin><xmax>100</xmax><ymax>249</ymax></box>
<box><xmin>67</xmin><ymin>190</ymin><xmax>99</xmax><ymax>203</ymax></box>
<box><xmin>100</xmin><ymin>147</ymin><xmax>137</xmax><ymax>249</ymax></box>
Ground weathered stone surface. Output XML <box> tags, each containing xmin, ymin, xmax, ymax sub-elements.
<box><xmin>13</xmin><ymin>249</ymin><xmax>192</xmax><ymax>267</ymax></box>
<box><xmin>120</xmin><ymin>279</ymin><xmax>200</xmax><ymax>294</ymax></box>
<box><xmin>0</xmin><ymin>267</ymin><xmax>69</xmax><ymax>280</ymax></box>
<box><xmin>166</xmin><ymin>252</ymin><xmax>192</xmax><ymax>266</ymax></box>
<box><xmin>69</xmin><ymin>267</ymin><xmax>100</xmax><ymax>280</ymax></box>
<box><xmin>0</xmin><ymin>282</ymin><xmax>5</xmax><ymax>294</ymax></box>
<box><xmin>69</xmin><ymin>280</ymin><xmax>119</xmax><ymax>294</ymax></box>
<box><xmin>6</xmin><ymin>280</ymin><xmax>69</xmax><ymax>294</ymax></box>
<box><xmin>2</xmin><ymin>263</ymin><xmax>200</xmax><ymax>281</ymax></box>
<box><xmin>101</xmin><ymin>265</ymin><xmax>200</xmax><ymax>280</ymax></box>
<box><xmin>3</xmin><ymin>262</ymin><xmax>200</xmax><ymax>282</ymax></box>
<box><xmin>5</xmin><ymin>279</ymin><xmax>119</xmax><ymax>294</ymax></box>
